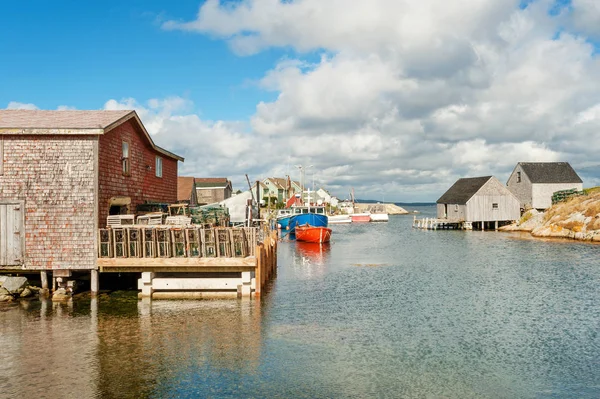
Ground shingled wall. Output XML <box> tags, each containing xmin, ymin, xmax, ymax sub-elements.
<box><xmin>0</xmin><ymin>135</ymin><xmax>97</xmax><ymax>270</ymax></box>
<box><xmin>98</xmin><ymin>119</ymin><xmax>178</xmax><ymax>227</ymax></box>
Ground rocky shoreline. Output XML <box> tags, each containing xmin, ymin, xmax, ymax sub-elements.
<box><xmin>353</xmin><ymin>202</ymin><xmax>409</xmax><ymax>215</ymax></box>
<box><xmin>500</xmin><ymin>190</ymin><xmax>600</xmax><ymax>242</ymax></box>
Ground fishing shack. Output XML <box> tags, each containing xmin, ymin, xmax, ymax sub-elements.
<box><xmin>0</xmin><ymin>110</ymin><xmax>276</xmax><ymax>299</ymax></box>
<box><xmin>435</xmin><ymin>176</ymin><xmax>520</xmax><ymax>230</ymax></box>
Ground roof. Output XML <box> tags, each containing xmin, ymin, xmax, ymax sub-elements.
<box><xmin>265</xmin><ymin>177</ymin><xmax>301</xmax><ymax>189</ymax></box>
<box><xmin>195</xmin><ymin>178</ymin><xmax>231</xmax><ymax>188</ymax></box>
<box><xmin>177</xmin><ymin>177</ymin><xmax>196</xmax><ymax>201</ymax></box>
<box><xmin>0</xmin><ymin>110</ymin><xmax>184</xmax><ymax>162</ymax></box>
<box><xmin>0</xmin><ymin>110</ymin><xmax>131</xmax><ymax>129</ymax></box>
<box><xmin>518</xmin><ymin>162</ymin><xmax>583</xmax><ymax>184</ymax></box>
<box><xmin>437</xmin><ymin>176</ymin><xmax>493</xmax><ymax>204</ymax></box>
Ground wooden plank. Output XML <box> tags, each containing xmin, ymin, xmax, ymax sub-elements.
<box><xmin>98</xmin><ymin>256</ymin><xmax>256</xmax><ymax>268</ymax></box>
<box><xmin>151</xmin><ymin>278</ymin><xmax>242</xmax><ymax>290</ymax></box>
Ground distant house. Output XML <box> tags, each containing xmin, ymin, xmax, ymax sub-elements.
<box><xmin>177</xmin><ymin>176</ymin><xmax>198</xmax><ymax>206</ymax></box>
<box><xmin>262</xmin><ymin>177</ymin><xmax>301</xmax><ymax>202</ymax></box>
<box><xmin>195</xmin><ymin>178</ymin><xmax>232</xmax><ymax>205</ymax></box>
<box><xmin>506</xmin><ymin>162</ymin><xmax>583</xmax><ymax>211</ymax></box>
<box><xmin>437</xmin><ymin>176</ymin><xmax>520</xmax><ymax>229</ymax></box>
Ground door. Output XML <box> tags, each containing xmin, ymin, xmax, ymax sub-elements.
<box><xmin>0</xmin><ymin>201</ymin><xmax>24</xmax><ymax>266</ymax></box>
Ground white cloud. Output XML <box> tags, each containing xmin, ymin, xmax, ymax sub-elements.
<box><xmin>6</xmin><ymin>101</ymin><xmax>39</xmax><ymax>110</ymax></box>
<box><xmin>9</xmin><ymin>1</ymin><xmax>600</xmax><ymax>201</ymax></box>
<box><xmin>571</xmin><ymin>0</ymin><xmax>600</xmax><ymax>37</ymax></box>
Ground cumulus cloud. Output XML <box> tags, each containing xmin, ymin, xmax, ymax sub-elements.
<box><xmin>6</xmin><ymin>101</ymin><xmax>39</xmax><ymax>110</ymax></box>
<box><xmin>9</xmin><ymin>0</ymin><xmax>600</xmax><ymax>201</ymax></box>
<box><xmin>159</xmin><ymin>0</ymin><xmax>600</xmax><ymax>200</ymax></box>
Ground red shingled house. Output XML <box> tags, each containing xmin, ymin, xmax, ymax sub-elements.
<box><xmin>0</xmin><ymin>110</ymin><xmax>183</xmax><ymax>285</ymax></box>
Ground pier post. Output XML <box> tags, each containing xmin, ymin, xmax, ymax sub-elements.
<box><xmin>241</xmin><ymin>271</ymin><xmax>252</xmax><ymax>297</ymax></box>
<box><xmin>140</xmin><ymin>272</ymin><xmax>155</xmax><ymax>298</ymax></box>
<box><xmin>90</xmin><ymin>270</ymin><xmax>99</xmax><ymax>297</ymax></box>
<box><xmin>495</xmin><ymin>221</ymin><xmax>498</xmax><ymax>230</ymax></box>
<box><xmin>41</xmin><ymin>271</ymin><xmax>48</xmax><ymax>289</ymax></box>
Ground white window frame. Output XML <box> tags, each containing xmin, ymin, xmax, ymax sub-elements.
<box><xmin>155</xmin><ymin>156</ymin><xmax>162</xmax><ymax>178</ymax></box>
<box><xmin>122</xmin><ymin>141</ymin><xmax>130</xmax><ymax>176</ymax></box>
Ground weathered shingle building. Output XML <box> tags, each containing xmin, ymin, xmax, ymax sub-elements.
<box><xmin>177</xmin><ymin>176</ymin><xmax>198</xmax><ymax>206</ymax></box>
<box><xmin>506</xmin><ymin>162</ymin><xmax>583</xmax><ymax>210</ymax></box>
<box><xmin>195</xmin><ymin>178</ymin><xmax>232</xmax><ymax>205</ymax></box>
<box><xmin>0</xmin><ymin>110</ymin><xmax>183</xmax><ymax>273</ymax></box>
<box><xmin>437</xmin><ymin>176</ymin><xmax>520</xmax><ymax>229</ymax></box>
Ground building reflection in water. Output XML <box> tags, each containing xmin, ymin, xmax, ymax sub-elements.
<box><xmin>0</xmin><ymin>294</ymin><xmax>263</xmax><ymax>398</ymax></box>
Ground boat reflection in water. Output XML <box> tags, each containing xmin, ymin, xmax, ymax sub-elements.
<box><xmin>294</xmin><ymin>241</ymin><xmax>331</xmax><ymax>277</ymax></box>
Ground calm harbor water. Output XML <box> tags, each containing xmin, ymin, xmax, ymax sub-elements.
<box><xmin>1</xmin><ymin>205</ymin><xmax>600</xmax><ymax>398</ymax></box>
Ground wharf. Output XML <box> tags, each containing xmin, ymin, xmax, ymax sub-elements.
<box><xmin>96</xmin><ymin>225</ymin><xmax>277</xmax><ymax>298</ymax></box>
<box><xmin>412</xmin><ymin>216</ymin><xmax>466</xmax><ymax>230</ymax></box>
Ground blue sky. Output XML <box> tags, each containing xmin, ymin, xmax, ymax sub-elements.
<box><xmin>2</xmin><ymin>0</ymin><xmax>600</xmax><ymax>201</ymax></box>
<box><xmin>1</xmin><ymin>0</ymin><xmax>281</xmax><ymax>120</ymax></box>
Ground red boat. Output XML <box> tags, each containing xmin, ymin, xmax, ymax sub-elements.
<box><xmin>295</xmin><ymin>223</ymin><xmax>332</xmax><ymax>243</ymax></box>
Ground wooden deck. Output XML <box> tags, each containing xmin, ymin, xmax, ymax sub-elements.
<box><xmin>97</xmin><ymin>226</ymin><xmax>277</xmax><ymax>298</ymax></box>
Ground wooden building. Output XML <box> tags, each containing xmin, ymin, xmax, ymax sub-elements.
<box><xmin>506</xmin><ymin>162</ymin><xmax>583</xmax><ymax>211</ymax></box>
<box><xmin>437</xmin><ymin>176</ymin><xmax>520</xmax><ymax>229</ymax></box>
<box><xmin>195</xmin><ymin>178</ymin><xmax>232</xmax><ymax>205</ymax></box>
<box><xmin>0</xmin><ymin>110</ymin><xmax>183</xmax><ymax>276</ymax></box>
<box><xmin>177</xmin><ymin>176</ymin><xmax>198</xmax><ymax>206</ymax></box>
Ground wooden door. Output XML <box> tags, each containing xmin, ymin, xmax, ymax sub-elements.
<box><xmin>0</xmin><ymin>201</ymin><xmax>24</xmax><ymax>266</ymax></box>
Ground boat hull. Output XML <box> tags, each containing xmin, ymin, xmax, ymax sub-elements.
<box><xmin>328</xmin><ymin>215</ymin><xmax>352</xmax><ymax>224</ymax></box>
<box><xmin>351</xmin><ymin>213</ymin><xmax>371</xmax><ymax>222</ymax></box>
<box><xmin>295</xmin><ymin>225</ymin><xmax>332</xmax><ymax>243</ymax></box>
<box><xmin>289</xmin><ymin>213</ymin><xmax>328</xmax><ymax>233</ymax></box>
<box><xmin>370</xmin><ymin>213</ymin><xmax>389</xmax><ymax>222</ymax></box>
<box><xmin>277</xmin><ymin>216</ymin><xmax>292</xmax><ymax>229</ymax></box>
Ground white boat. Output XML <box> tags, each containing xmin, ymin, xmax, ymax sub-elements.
<box><xmin>369</xmin><ymin>204</ymin><xmax>389</xmax><ymax>222</ymax></box>
<box><xmin>328</xmin><ymin>214</ymin><xmax>352</xmax><ymax>224</ymax></box>
<box><xmin>370</xmin><ymin>213</ymin><xmax>389</xmax><ymax>222</ymax></box>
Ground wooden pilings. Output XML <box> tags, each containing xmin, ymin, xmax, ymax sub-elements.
<box><xmin>254</xmin><ymin>230</ymin><xmax>277</xmax><ymax>297</ymax></box>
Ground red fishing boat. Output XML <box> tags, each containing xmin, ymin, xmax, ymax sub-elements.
<box><xmin>295</xmin><ymin>223</ymin><xmax>332</xmax><ymax>243</ymax></box>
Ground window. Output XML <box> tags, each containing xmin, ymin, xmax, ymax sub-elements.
<box><xmin>122</xmin><ymin>142</ymin><xmax>130</xmax><ymax>175</ymax></box>
<box><xmin>155</xmin><ymin>156</ymin><xmax>162</xmax><ymax>178</ymax></box>
<box><xmin>454</xmin><ymin>204</ymin><xmax>459</xmax><ymax>211</ymax></box>
<box><xmin>492</xmin><ymin>203</ymin><xmax>499</xmax><ymax>209</ymax></box>
<box><xmin>517</xmin><ymin>171</ymin><xmax>521</xmax><ymax>183</ymax></box>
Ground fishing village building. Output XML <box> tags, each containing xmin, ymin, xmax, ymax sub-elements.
<box><xmin>506</xmin><ymin>162</ymin><xmax>583</xmax><ymax>211</ymax></box>
<box><xmin>195</xmin><ymin>177</ymin><xmax>232</xmax><ymax>205</ymax></box>
<box><xmin>0</xmin><ymin>110</ymin><xmax>278</xmax><ymax>299</ymax></box>
<box><xmin>0</xmin><ymin>109</ymin><xmax>182</xmax><ymax>278</ymax></box>
<box><xmin>436</xmin><ymin>176</ymin><xmax>520</xmax><ymax>230</ymax></box>
<box><xmin>177</xmin><ymin>176</ymin><xmax>198</xmax><ymax>206</ymax></box>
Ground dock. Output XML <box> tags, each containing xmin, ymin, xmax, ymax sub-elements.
<box><xmin>96</xmin><ymin>225</ymin><xmax>277</xmax><ymax>299</ymax></box>
<box><xmin>412</xmin><ymin>216</ymin><xmax>467</xmax><ymax>230</ymax></box>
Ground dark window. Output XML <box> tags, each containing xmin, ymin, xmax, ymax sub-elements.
<box><xmin>492</xmin><ymin>203</ymin><xmax>499</xmax><ymax>209</ymax></box>
<box><xmin>517</xmin><ymin>171</ymin><xmax>521</xmax><ymax>183</ymax></box>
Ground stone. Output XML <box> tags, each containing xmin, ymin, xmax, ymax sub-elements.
<box><xmin>19</xmin><ymin>288</ymin><xmax>33</xmax><ymax>298</ymax></box>
<box><xmin>2</xmin><ymin>277</ymin><xmax>28</xmax><ymax>294</ymax></box>
<box><xmin>0</xmin><ymin>275</ymin><xmax>7</xmax><ymax>287</ymax></box>
<box><xmin>52</xmin><ymin>288</ymin><xmax>71</xmax><ymax>302</ymax></box>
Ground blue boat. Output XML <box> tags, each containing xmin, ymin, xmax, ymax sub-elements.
<box><xmin>277</xmin><ymin>206</ymin><xmax>328</xmax><ymax>232</ymax></box>
<box><xmin>288</xmin><ymin>208</ymin><xmax>328</xmax><ymax>234</ymax></box>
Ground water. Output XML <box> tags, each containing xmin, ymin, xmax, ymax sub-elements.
<box><xmin>1</xmin><ymin>206</ymin><xmax>600</xmax><ymax>398</ymax></box>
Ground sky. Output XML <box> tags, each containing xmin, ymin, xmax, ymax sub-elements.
<box><xmin>2</xmin><ymin>0</ymin><xmax>600</xmax><ymax>202</ymax></box>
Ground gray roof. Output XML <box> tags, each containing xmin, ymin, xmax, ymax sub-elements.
<box><xmin>437</xmin><ymin>176</ymin><xmax>492</xmax><ymax>204</ymax></box>
<box><xmin>0</xmin><ymin>110</ymin><xmax>132</xmax><ymax>129</ymax></box>
<box><xmin>519</xmin><ymin>162</ymin><xmax>582</xmax><ymax>184</ymax></box>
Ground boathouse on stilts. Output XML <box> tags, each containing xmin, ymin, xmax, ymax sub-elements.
<box><xmin>414</xmin><ymin>176</ymin><xmax>520</xmax><ymax>230</ymax></box>
<box><xmin>0</xmin><ymin>110</ymin><xmax>276</xmax><ymax>299</ymax></box>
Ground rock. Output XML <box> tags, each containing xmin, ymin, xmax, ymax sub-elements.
<box><xmin>19</xmin><ymin>288</ymin><xmax>33</xmax><ymax>298</ymax></box>
<box><xmin>0</xmin><ymin>287</ymin><xmax>14</xmax><ymax>302</ymax></box>
<box><xmin>2</xmin><ymin>277</ymin><xmax>28</xmax><ymax>294</ymax></box>
<box><xmin>52</xmin><ymin>288</ymin><xmax>71</xmax><ymax>302</ymax></box>
<box><xmin>0</xmin><ymin>275</ymin><xmax>7</xmax><ymax>287</ymax></box>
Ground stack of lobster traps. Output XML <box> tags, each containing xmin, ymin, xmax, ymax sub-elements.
<box><xmin>98</xmin><ymin>226</ymin><xmax>257</xmax><ymax>259</ymax></box>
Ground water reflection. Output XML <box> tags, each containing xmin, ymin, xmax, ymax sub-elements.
<box><xmin>291</xmin><ymin>241</ymin><xmax>331</xmax><ymax>278</ymax></box>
